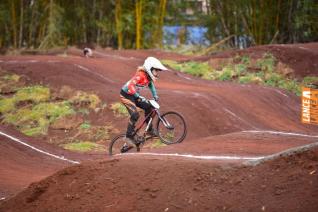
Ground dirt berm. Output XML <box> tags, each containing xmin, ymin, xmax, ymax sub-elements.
<box><xmin>1</xmin><ymin>146</ymin><xmax>317</xmax><ymax>212</ymax></box>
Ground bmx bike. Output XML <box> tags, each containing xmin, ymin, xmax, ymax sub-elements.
<box><xmin>109</xmin><ymin>99</ymin><xmax>187</xmax><ymax>155</ymax></box>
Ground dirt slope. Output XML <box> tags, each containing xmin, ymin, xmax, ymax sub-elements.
<box><xmin>1</xmin><ymin>146</ymin><xmax>317</xmax><ymax>212</ymax></box>
<box><xmin>0</xmin><ymin>44</ymin><xmax>318</xmax><ymax>210</ymax></box>
<box><xmin>0</xmin><ymin>135</ymin><xmax>68</xmax><ymax>199</ymax></box>
<box><xmin>1</xmin><ymin>52</ymin><xmax>317</xmax><ymax>142</ymax></box>
<box><xmin>200</xmin><ymin>42</ymin><xmax>318</xmax><ymax>78</ymax></box>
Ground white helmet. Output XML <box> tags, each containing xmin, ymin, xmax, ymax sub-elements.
<box><xmin>83</xmin><ymin>47</ymin><xmax>93</xmax><ymax>57</ymax></box>
<box><xmin>143</xmin><ymin>57</ymin><xmax>168</xmax><ymax>80</ymax></box>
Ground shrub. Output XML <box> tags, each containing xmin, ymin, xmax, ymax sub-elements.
<box><xmin>256</xmin><ymin>53</ymin><xmax>276</xmax><ymax>72</ymax></box>
<box><xmin>264</xmin><ymin>72</ymin><xmax>284</xmax><ymax>86</ymax></box>
<box><xmin>163</xmin><ymin>60</ymin><xmax>211</xmax><ymax>78</ymax></box>
<box><xmin>15</xmin><ymin>86</ymin><xmax>50</xmax><ymax>103</ymax></box>
<box><xmin>3</xmin><ymin>101</ymin><xmax>74</xmax><ymax>136</ymax></box>
<box><xmin>303</xmin><ymin>76</ymin><xmax>318</xmax><ymax>86</ymax></box>
<box><xmin>70</xmin><ymin>91</ymin><xmax>101</xmax><ymax>109</ymax></box>
<box><xmin>218</xmin><ymin>66</ymin><xmax>233</xmax><ymax>81</ymax></box>
<box><xmin>234</xmin><ymin>63</ymin><xmax>247</xmax><ymax>76</ymax></box>
<box><xmin>80</xmin><ymin>121</ymin><xmax>91</xmax><ymax>129</ymax></box>
<box><xmin>0</xmin><ymin>97</ymin><xmax>15</xmax><ymax>113</ymax></box>
<box><xmin>278</xmin><ymin>80</ymin><xmax>301</xmax><ymax>96</ymax></box>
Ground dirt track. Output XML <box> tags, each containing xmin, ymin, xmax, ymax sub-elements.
<box><xmin>0</xmin><ymin>44</ymin><xmax>318</xmax><ymax>211</ymax></box>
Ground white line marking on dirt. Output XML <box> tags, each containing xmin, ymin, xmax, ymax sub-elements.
<box><xmin>243</xmin><ymin>130</ymin><xmax>318</xmax><ymax>138</ymax></box>
<box><xmin>176</xmin><ymin>73</ymin><xmax>192</xmax><ymax>80</ymax></box>
<box><xmin>94</xmin><ymin>51</ymin><xmax>137</xmax><ymax>60</ymax></box>
<box><xmin>0</xmin><ymin>131</ymin><xmax>80</xmax><ymax>164</ymax></box>
<box><xmin>116</xmin><ymin>152</ymin><xmax>264</xmax><ymax>160</ymax></box>
<box><xmin>47</xmin><ymin>60</ymin><xmax>60</xmax><ymax>63</ymax></box>
<box><xmin>6</xmin><ymin>60</ymin><xmax>18</xmax><ymax>63</ymax></box>
<box><xmin>298</xmin><ymin>46</ymin><xmax>310</xmax><ymax>51</ymax></box>
<box><xmin>224</xmin><ymin>108</ymin><xmax>258</xmax><ymax>129</ymax></box>
<box><xmin>0</xmin><ymin>197</ymin><xmax>5</xmax><ymax>201</ymax></box>
<box><xmin>275</xmin><ymin>90</ymin><xmax>288</xmax><ymax>97</ymax></box>
<box><xmin>73</xmin><ymin>64</ymin><xmax>115</xmax><ymax>83</ymax></box>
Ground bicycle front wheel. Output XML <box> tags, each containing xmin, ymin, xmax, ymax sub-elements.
<box><xmin>156</xmin><ymin>111</ymin><xmax>187</xmax><ymax>145</ymax></box>
<box><xmin>109</xmin><ymin>134</ymin><xmax>138</xmax><ymax>156</ymax></box>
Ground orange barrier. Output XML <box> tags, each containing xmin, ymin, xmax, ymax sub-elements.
<box><xmin>302</xmin><ymin>87</ymin><xmax>318</xmax><ymax>125</ymax></box>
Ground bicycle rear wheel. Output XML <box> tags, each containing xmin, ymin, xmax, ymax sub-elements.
<box><xmin>109</xmin><ymin>134</ymin><xmax>138</xmax><ymax>156</ymax></box>
<box><xmin>156</xmin><ymin>111</ymin><xmax>187</xmax><ymax>145</ymax></box>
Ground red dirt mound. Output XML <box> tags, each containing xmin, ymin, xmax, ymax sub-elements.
<box><xmin>203</xmin><ymin>42</ymin><xmax>318</xmax><ymax>78</ymax></box>
<box><xmin>1</xmin><ymin>146</ymin><xmax>317</xmax><ymax>212</ymax></box>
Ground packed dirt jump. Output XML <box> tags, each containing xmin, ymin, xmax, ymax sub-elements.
<box><xmin>1</xmin><ymin>43</ymin><xmax>318</xmax><ymax>211</ymax></box>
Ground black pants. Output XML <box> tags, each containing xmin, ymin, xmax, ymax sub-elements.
<box><xmin>120</xmin><ymin>90</ymin><xmax>152</xmax><ymax>137</ymax></box>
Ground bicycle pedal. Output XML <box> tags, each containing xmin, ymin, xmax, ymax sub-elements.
<box><xmin>121</xmin><ymin>145</ymin><xmax>133</xmax><ymax>153</ymax></box>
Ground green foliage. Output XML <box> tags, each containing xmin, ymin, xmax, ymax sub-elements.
<box><xmin>234</xmin><ymin>64</ymin><xmax>247</xmax><ymax>76</ymax></box>
<box><xmin>15</xmin><ymin>86</ymin><xmax>50</xmax><ymax>103</ymax></box>
<box><xmin>80</xmin><ymin>121</ymin><xmax>91</xmax><ymax>129</ymax></box>
<box><xmin>303</xmin><ymin>76</ymin><xmax>318</xmax><ymax>85</ymax></box>
<box><xmin>239</xmin><ymin>73</ymin><xmax>264</xmax><ymax>84</ymax></box>
<box><xmin>163</xmin><ymin>60</ymin><xmax>212</xmax><ymax>78</ymax></box>
<box><xmin>218</xmin><ymin>66</ymin><xmax>233</xmax><ymax>81</ymax></box>
<box><xmin>256</xmin><ymin>53</ymin><xmax>276</xmax><ymax>72</ymax></box>
<box><xmin>62</xmin><ymin>141</ymin><xmax>105</xmax><ymax>152</ymax></box>
<box><xmin>278</xmin><ymin>80</ymin><xmax>301</xmax><ymax>96</ymax></box>
<box><xmin>111</xmin><ymin>102</ymin><xmax>129</xmax><ymax>117</ymax></box>
<box><xmin>70</xmin><ymin>91</ymin><xmax>101</xmax><ymax>109</ymax></box>
<box><xmin>264</xmin><ymin>72</ymin><xmax>284</xmax><ymax>86</ymax></box>
<box><xmin>0</xmin><ymin>97</ymin><xmax>15</xmax><ymax>113</ymax></box>
<box><xmin>3</xmin><ymin>101</ymin><xmax>74</xmax><ymax>136</ymax></box>
<box><xmin>164</xmin><ymin>53</ymin><xmax>306</xmax><ymax>96</ymax></box>
<box><xmin>3</xmin><ymin>74</ymin><xmax>20</xmax><ymax>82</ymax></box>
<box><xmin>38</xmin><ymin>1</ymin><xmax>64</xmax><ymax>49</ymax></box>
<box><xmin>0</xmin><ymin>0</ymin><xmax>317</xmax><ymax>49</ymax></box>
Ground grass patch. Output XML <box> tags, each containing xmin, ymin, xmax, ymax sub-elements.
<box><xmin>0</xmin><ymin>97</ymin><xmax>15</xmax><ymax>113</ymax></box>
<box><xmin>150</xmin><ymin>139</ymin><xmax>167</xmax><ymax>148</ymax></box>
<box><xmin>15</xmin><ymin>86</ymin><xmax>50</xmax><ymax>103</ymax></box>
<box><xmin>3</xmin><ymin>101</ymin><xmax>74</xmax><ymax>136</ymax></box>
<box><xmin>256</xmin><ymin>52</ymin><xmax>276</xmax><ymax>72</ymax></box>
<box><xmin>3</xmin><ymin>74</ymin><xmax>20</xmax><ymax>82</ymax></box>
<box><xmin>303</xmin><ymin>76</ymin><xmax>318</xmax><ymax>87</ymax></box>
<box><xmin>163</xmin><ymin>60</ymin><xmax>212</xmax><ymax>79</ymax></box>
<box><xmin>111</xmin><ymin>102</ymin><xmax>129</xmax><ymax>117</ymax></box>
<box><xmin>70</xmin><ymin>91</ymin><xmax>101</xmax><ymax>109</ymax></box>
<box><xmin>62</xmin><ymin>141</ymin><xmax>105</xmax><ymax>152</ymax></box>
<box><xmin>80</xmin><ymin>121</ymin><xmax>91</xmax><ymax>129</ymax></box>
<box><xmin>163</xmin><ymin>53</ymin><xmax>310</xmax><ymax>96</ymax></box>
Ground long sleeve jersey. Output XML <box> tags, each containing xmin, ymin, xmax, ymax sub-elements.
<box><xmin>121</xmin><ymin>71</ymin><xmax>157</xmax><ymax>99</ymax></box>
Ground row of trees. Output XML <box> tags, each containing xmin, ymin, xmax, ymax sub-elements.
<box><xmin>0</xmin><ymin>0</ymin><xmax>316</xmax><ymax>50</ymax></box>
<box><xmin>206</xmin><ymin>0</ymin><xmax>317</xmax><ymax>45</ymax></box>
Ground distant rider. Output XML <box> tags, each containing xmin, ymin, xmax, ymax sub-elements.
<box><xmin>83</xmin><ymin>47</ymin><xmax>93</xmax><ymax>58</ymax></box>
<box><xmin>120</xmin><ymin>57</ymin><xmax>168</xmax><ymax>142</ymax></box>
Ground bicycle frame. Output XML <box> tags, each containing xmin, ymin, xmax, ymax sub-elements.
<box><xmin>133</xmin><ymin>108</ymin><xmax>158</xmax><ymax>136</ymax></box>
<box><xmin>133</xmin><ymin>106</ymin><xmax>173</xmax><ymax>138</ymax></box>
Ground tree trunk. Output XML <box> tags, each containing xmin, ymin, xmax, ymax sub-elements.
<box><xmin>115</xmin><ymin>0</ymin><xmax>123</xmax><ymax>49</ymax></box>
<box><xmin>135</xmin><ymin>0</ymin><xmax>143</xmax><ymax>49</ymax></box>
<box><xmin>18</xmin><ymin>0</ymin><xmax>24</xmax><ymax>48</ymax></box>
<box><xmin>11</xmin><ymin>1</ymin><xmax>17</xmax><ymax>48</ymax></box>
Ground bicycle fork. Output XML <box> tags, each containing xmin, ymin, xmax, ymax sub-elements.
<box><xmin>156</xmin><ymin>110</ymin><xmax>174</xmax><ymax>130</ymax></box>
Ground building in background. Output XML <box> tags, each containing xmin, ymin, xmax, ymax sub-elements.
<box><xmin>164</xmin><ymin>0</ymin><xmax>210</xmax><ymax>46</ymax></box>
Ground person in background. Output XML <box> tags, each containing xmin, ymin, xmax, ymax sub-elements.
<box><xmin>83</xmin><ymin>47</ymin><xmax>93</xmax><ymax>58</ymax></box>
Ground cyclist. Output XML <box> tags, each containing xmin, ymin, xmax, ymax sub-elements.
<box><xmin>83</xmin><ymin>47</ymin><xmax>93</xmax><ymax>58</ymax></box>
<box><xmin>120</xmin><ymin>57</ymin><xmax>168</xmax><ymax>144</ymax></box>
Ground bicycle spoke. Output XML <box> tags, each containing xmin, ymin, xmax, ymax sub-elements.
<box><xmin>109</xmin><ymin>135</ymin><xmax>138</xmax><ymax>155</ymax></box>
<box><xmin>157</xmin><ymin>112</ymin><xmax>186</xmax><ymax>144</ymax></box>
